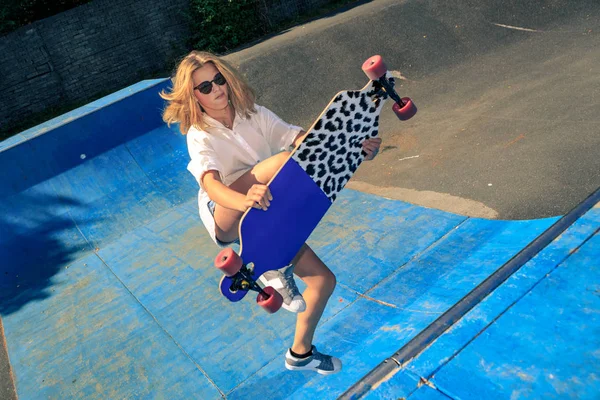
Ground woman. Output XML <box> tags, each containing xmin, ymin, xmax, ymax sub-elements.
<box><xmin>161</xmin><ymin>51</ymin><xmax>381</xmax><ymax>374</ymax></box>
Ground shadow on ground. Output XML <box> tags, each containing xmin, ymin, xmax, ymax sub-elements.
<box><xmin>0</xmin><ymin>193</ymin><xmax>97</xmax><ymax>316</ymax></box>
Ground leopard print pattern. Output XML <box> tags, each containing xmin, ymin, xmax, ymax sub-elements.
<box><xmin>292</xmin><ymin>74</ymin><xmax>393</xmax><ymax>202</ymax></box>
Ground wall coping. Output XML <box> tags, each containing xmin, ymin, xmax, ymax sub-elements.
<box><xmin>0</xmin><ymin>78</ymin><xmax>169</xmax><ymax>153</ymax></box>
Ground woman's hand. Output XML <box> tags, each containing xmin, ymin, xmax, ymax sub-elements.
<box><xmin>243</xmin><ymin>184</ymin><xmax>273</xmax><ymax>211</ymax></box>
<box><xmin>362</xmin><ymin>137</ymin><xmax>382</xmax><ymax>161</ymax></box>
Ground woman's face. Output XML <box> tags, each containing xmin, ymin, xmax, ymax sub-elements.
<box><xmin>192</xmin><ymin>63</ymin><xmax>229</xmax><ymax>111</ymax></box>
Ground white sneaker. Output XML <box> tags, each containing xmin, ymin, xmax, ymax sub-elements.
<box><xmin>258</xmin><ymin>264</ymin><xmax>306</xmax><ymax>313</ymax></box>
<box><xmin>285</xmin><ymin>346</ymin><xmax>342</xmax><ymax>375</ymax></box>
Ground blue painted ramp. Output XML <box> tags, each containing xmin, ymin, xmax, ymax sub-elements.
<box><xmin>1</xmin><ymin>80</ymin><xmax>598</xmax><ymax>399</ymax></box>
<box><xmin>365</xmin><ymin>205</ymin><xmax>600</xmax><ymax>400</ymax></box>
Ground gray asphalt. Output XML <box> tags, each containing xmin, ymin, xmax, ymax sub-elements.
<box><xmin>228</xmin><ymin>0</ymin><xmax>600</xmax><ymax>220</ymax></box>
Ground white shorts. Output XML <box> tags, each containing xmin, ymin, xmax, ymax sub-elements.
<box><xmin>199</xmin><ymin>197</ymin><xmax>240</xmax><ymax>248</ymax></box>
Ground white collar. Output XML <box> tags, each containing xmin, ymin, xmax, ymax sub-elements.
<box><xmin>203</xmin><ymin>111</ymin><xmax>246</xmax><ymax>130</ymax></box>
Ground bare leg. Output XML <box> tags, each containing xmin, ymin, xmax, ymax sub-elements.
<box><xmin>290</xmin><ymin>244</ymin><xmax>336</xmax><ymax>354</ymax></box>
<box><xmin>212</xmin><ymin>151</ymin><xmax>290</xmax><ymax>243</ymax></box>
<box><xmin>211</xmin><ymin>152</ymin><xmax>336</xmax><ymax>358</ymax></box>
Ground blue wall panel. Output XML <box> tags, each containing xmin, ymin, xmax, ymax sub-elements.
<box><xmin>0</xmin><ymin>79</ymin><xmax>170</xmax><ymax>198</ymax></box>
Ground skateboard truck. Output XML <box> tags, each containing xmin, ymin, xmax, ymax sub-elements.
<box><xmin>215</xmin><ymin>248</ymin><xmax>283</xmax><ymax>313</ymax></box>
<box><xmin>226</xmin><ymin>263</ymin><xmax>259</xmax><ymax>292</ymax></box>
<box><xmin>362</xmin><ymin>55</ymin><xmax>417</xmax><ymax>121</ymax></box>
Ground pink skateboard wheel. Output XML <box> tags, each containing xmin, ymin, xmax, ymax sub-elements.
<box><xmin>362</xmin><ymin>55</ymin><xmax>388</xmax><ymax>80</ymax></box>
<box><xmin>214</xmin><ymin>248</ymin><xmax>242</xmax><ymax>277</ymax></box>
<box><xmin>393</xmin><ymin>97</ymin><xmax>417</xmax><ymax>121</ymax></box>
<box><xmin>257</xmin><ymin>286</ymin><xmax>283</xmax><ymax>313</ymax></box>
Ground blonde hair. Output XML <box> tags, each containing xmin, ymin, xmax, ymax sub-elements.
<box><xmin>160</xmin><ymin>51</ymin><xmax>256</xmax><ymax>134</ymax></box>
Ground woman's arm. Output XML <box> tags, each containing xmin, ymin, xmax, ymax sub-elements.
<box><xmin>362</xmin><ymin>137</ymin><xmax>382</xmax><ymax>161</ymax></box>
<box><xmin>202</xmin><ymin>171</ymin><xmax>272</xmax><ymax>212</ymax></box>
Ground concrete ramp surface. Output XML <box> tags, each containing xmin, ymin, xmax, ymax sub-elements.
<box><xmin>1</xmin><ymin>81</ymin><xmax>599</xmax><ymax>399</ymax></box>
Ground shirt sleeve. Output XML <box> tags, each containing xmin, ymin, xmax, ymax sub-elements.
<box><xmin>186</xmin><ymin>128</ymin><xmax>223</xmax><ymax>191</ymax></box>
<box><xmin>256</xmin><ymin>105</ymin><xmax>304</xmax><ymax>153</ymax></box>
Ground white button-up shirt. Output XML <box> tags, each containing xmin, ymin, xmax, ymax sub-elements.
<box><xmin>186</xmin><ymin>104</ymin><xmax>303</xmax><ymax>243</ymax></box>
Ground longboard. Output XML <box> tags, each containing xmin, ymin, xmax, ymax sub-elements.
<box><xmin>214</xmin><ymin>55</ymin><xmax>417</xmax><ymax>312</ymax></box>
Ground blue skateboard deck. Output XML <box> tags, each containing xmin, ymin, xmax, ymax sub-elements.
<box><xmin>219</xmin><ymin>72</ymin><xmax>397</xmax><ymax>303</ymax></box>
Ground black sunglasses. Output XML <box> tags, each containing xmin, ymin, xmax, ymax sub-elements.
<box><xmin>194</xmin><ymin>72</ymin><xmax>227</xmax><ymax>95</ymax></box>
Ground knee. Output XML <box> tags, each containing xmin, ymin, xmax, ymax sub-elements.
<box><xmin>276</xmin><ymin>151</ymin><xmax>291</xmax><ymax>163</ymax></box>
<box><xmin>255</xmin><ymin>151</ymin><xmax>291</xmax><ymax>183</ymax></box>
<box><xmin>269</xmin><ymin>151</ymin><xmax>291</xmax><ymax>167</ymax></box>
<box><xmin>268</xmin><ymin>151</ymin><xmax>291</xmax><ymax>178</ymax></box>
<box><xmin>302</xmin><ymin>267</ymin><xmax>336</xmax><ymax>298</ymax></box>
<box><xmin>321</xmin><ymin>270</ymin><xmax>337</xmax><ymax>297</ymax></box>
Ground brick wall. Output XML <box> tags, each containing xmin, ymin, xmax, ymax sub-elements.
<box><xmin>0</xmin><ymin>0</ymin><xmax>331</xmax><ymax>136</ymax></box>
<box><xmin>0</xmin><ymin>0</ymin><xmax>190</xmax><ymax>135</ymax></box>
